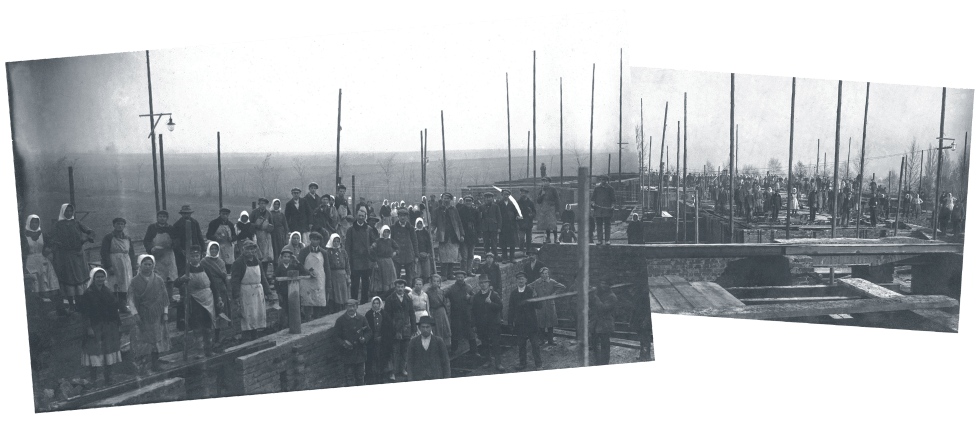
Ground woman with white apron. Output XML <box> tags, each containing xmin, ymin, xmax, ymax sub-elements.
<box><xmin>325</xmin><ymin>233</ymin><xmax>352</xmax><ymax>314</ymax></box>
<box><xmin>22</xmin><ymin>214</ymin><xmax>65</xmax><ymax>314</ymax></box>
<box><xmin>297</xmin><ymin>232</ymin><xmax>330</xmax><ymax>319</ymax></box>
<box><xmin>100</xmin><ymin>217</ymin><xmax>137</xmax><ymax>314</ymax></box>
<box><xmin>211</xmin><ymin>208</ymin><xmax>237</xmax><ymax>272</ymax></box>
<box><xmin>251</xmin><ymin>198</ymin><xmax>275</xmax><ymax>264</ymax></box>
<box><xmin>177</xmin><ymin>245</ymin><xmax>218</xmax><ymax>357</ymax></box>
<box><xmin>230</xmin><ymin>240</ymin><xmax>270</xmax><ymax>341</ymax></box>
<box><xmin>144</xmin><ymin>210</ymin><xmax>179</xmax><ymax>298</ymax></box>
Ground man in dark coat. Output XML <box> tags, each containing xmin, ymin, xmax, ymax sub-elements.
<box><xmin>630</xmin><ymin>283</ymin><xmax>654</xmax><ymax>361</ymax></box>
<box><xmin>809</xmin><ymin>187</ymin><xmax>820</xmax><ymax>223</ymax></box>
<box><xmin>457</xmin><ymin>195</ymin><xmax>481</xmax><ymax>274</ymax></box>
<box><xmin>284</xmin><ymin>187</ymin><xmax>310</xmax><ymax>242</ymax></box>
<box><xmin>734</xmin><ymin>183</ymin><xmax>745</xmax><ymax>217</ymax></box>
<box><xmin>445</xmin><ymin>270</ymin><xmax>477</xmax><ymax>354</ymax></box>
<box><xmin>479</xmin><ymin>192</ymin><xmax>502</xmax><ymax>259</ymax></box>
<box><xmin>405</xmin><ymin>315</ymin><xmax>451</xmax><ymax>381</ymax></box>
<box><xmin>173</xmin><ymin>205</ymin><xmax>205</xmax><ymax>277</ymax></box>
<box><xmin>516</xmin><ymin>188</ymin><xmax>536</xmax><ymax>253</ymax></box>
<box><xmin>523</xmin><ymin>248</ymin><xmax>545</xmax><ymax>284</ymax></box>
<box><xmin>743</xmin><ymin>189</ymin><xmax>755</xmax><ymax>223</ymax></box>
<box><xmin>592</xmin><ymin>175</ymin><xmax>616</xmax><ymax>245</ymax></box>
<box><xmin>840</xmin><ymin>191</ymin><xmax>854</xmax><ymax>227</ymax></box>
<box><xmin>769</xmin><ymin>188</ymin><xmax>783</xmax><ymax>223</ymax></box>
<box><xmin>498</xmin><ymin>190</ymin><xmax>520</xmax><ymax>262</ymax></box>
<box><xmin>591</xmin><ymin>281</ymin><xmax>618</xmax><ymax>366</ymax></box>
<box><xmin>471</xmin><ymin>273</ymin><xmax>505</xmax><ymax>372</ymax></box>
<box><xmin>508</xmin><ymin>271</ymin><xmax>543</xmax><ymax>370</ymax></box>
<box><xmin>346</xmin><ymin>210</ymin><xmax>376</xmax><ymax>303</ymax></box>
<box><xmin>334</xmin><ymin>298</ymin><xmax>371</xmax><ymax>386</ymax></box>
<box><xmin>304</xmin><ymin>182</ymin><xmax>322</xmax><ymax>225</ymax></box>
<box><xmin>390</xmin><ymin>208</ymin><xmax>418</xmax><ymax>284</ymax></box>
<box><xmin>383</xmin><ymin>279</ymin><xmax>416</xmax><ymax>379</ymax></box>
<box><xmin>475</xmin><ymin>252</ymin><xmax>503</xmax><ymax>293</ymax></box>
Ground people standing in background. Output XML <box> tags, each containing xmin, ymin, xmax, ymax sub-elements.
<box><xmin>304</xmin><ymin>183</ymin><xmax>323</xmax><ymax>240</ymax></box>
<box><xmin>414</xmin><ymin>218</ymin><xmax>434</xmax><ymax>284</ymax></box>
<box><xmin>206</xmin><ymin>208</ymin><xmax>238</xmax><ymax>273</ymax></box>
<box><xmin>325</xmin><ymin>234</ymin><xmax>352</xmax><ymax>314</ymax></box>
<box><xmin>432</xmin><ymin>193</ymin><xmax>463</xmax><ymax>278</ymax></box>
<box><xmin>77</xmin><ymin>267</ymin><xmax>122</xmax><ymax>387</ymax></box>
<box><xmin>498</xmin><ymin>190</ymin><xmax>520</xmax><ymax>262</ymax></box>
<box><xmin>536</xmin><ymin>177</ymin><xmax>561</xmax><ymax>244</ymax></box>
<box><xmin>173</xmin><ymin>205</ymin><xmax>205</xmax><ymax>277</ymax></box>
<box><xmin>479</xmin><ymin>192</ymin><xmax>502</xmax><ymax>259</ymax></box>
<box><xmin>346</xmin><ymin>210</ymin><xmax>375</xmax><ymax>304</ymax></box>
<box><xmin>297</xmin><ymin>232</ymin><xmax>329</xmax><ymax>318</ymax></box>
<box><xmin>457</xmin><ymin>195</ymin><xmax>480</xmax><ymax>274</ymax></box>
<box><xmin>250</xmin><ymin>198</ymin><xmax>276</xmax><ymax>270</ymax></box>
<box><xmin>99</xmin><ymin>217</ymin><xmax>137</xmax><ymax>314</ymax></box>
<box><xmin>202</xmin><ymin>242</ymin><xmax>231</xmax><ymax>343</ymax></box>
<box><xmin>22</xmin><ymin>214</ymin><xmax>66</xmax><ymax>316</ymax></box>
<box><xmin>591</xmin><ymin>175</ymin><xmax>616</xmax><ymax>245</ymax></box>
<box><xmin>391</xmin><ymin>209</ymin><xmax>418</xmax><ymax>285</ymax></box>
<box><xmin>560</xmin><ymin>204</ymin><xmax>576</xmax><ymax>233</ymax></box>
<box><xmin>269</xmin><ymin>199</ymin><xmax>289</xmax><ymax>264</ymax></box>
<box><xmin>285</xmin><ymin>188</ymin><xmax>310</xmax><ymax>244</ymax></box>
<box><xmin>516</xmin><ymin>188</ymin><xmax>536</xmax><ymax>252</ymax></box>
<box><xmin>370</xmin><ymin>225</ymin><xmax>399</xmax><ymax>301</ymax></box>
<box><xmin>51</xmin><ymin>203</ymin><xmax>95</xmax><ymax>311</ymax></box>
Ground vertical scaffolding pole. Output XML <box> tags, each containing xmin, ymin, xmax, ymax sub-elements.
<box><xmin>831</xmin><ymin>81</ymin><xmax>843</xmax><ymax>238</ymax></box>
<box><xmin>856</xmin><ymin>83</ymin><xmax>870</xmax><ymax>238</ymax></box>
<box><xmin>576</xmin><ymin>166</ymin><xmax>590</xmax><ymax>367</ymax></box>
<box><xmin>787</xmin><ymin>77</ymin><xmax>796</xmax><ymax>240</ymax></box>
<box><xmin>729</xmin><ymin>74</ymin><xmax>735</xmax><ymax>243</ymax></box>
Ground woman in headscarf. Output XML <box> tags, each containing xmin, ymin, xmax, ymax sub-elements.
<box><xmin>202</xmin><ymin>241</ymin><xmax>231</xmax><ymax>343</ymax></box>
<box><xmin>269</xmin><ymin>199</ymin><xmax>290</xmax><ymax>264</ymax></box>
<box><xmin>789</xmin><ymin>187</ymin><xmax>800</xmax><ymax>217</ymax></box>
<box><xmin>77</xmin><ymin>267</ymin><xmax>123</xmax><ymax>386</ymax></box>
<box><xmin>280</xmin><ymin>231</ymin><xmax>305</xmax><ymax>265</ymax></box>
<box><xmin>251</xmin><ymin>198</ymin><xmax>276</xmax><ymax>267</ymax></box>
<box><xmin>297</xmin><ymin>232</ymin><xmax>330</xmax><ymax>319</ymax></box>
<box><xmin>100</xmin><ymin>217</ymin><xmax>137</xmax><ymax>314</ymax></box>
<box><xmin>380</xmin><ymin>199</ymin><xmax>393</xmax><ymax>229</ymax></box>
<box><xmin>50</xmin><ymin>203</ymin><xmax>95</xmax><ymax>310</ymax></box>
<box><xmin>22</xmin><ymin>214</ymin><xmax>65</xmax><ymax>315</ymax></box>
<box><xmin>325</xmin><ymin>233</ymin><xmax>352</xmax><ymax>314</ymax></box>
<box><xmin>235</xmin><ymin>210</ymin><xmax>256</xmax><ymax>259</ymax></box>
<box><xmin>130</xmin><ymin>254</ymin><xmax>171</xmax><ymax>373</ymax></box>
<box><xmin>414</xmin><ymin>218</ymin><xmax>434</xmax><ymax>284</ymax></box>
<box><xmin>425</xmin><ymin>273</ymin><xmax>452</xmax><ymax>348</ymax></box>
<box><xmin>335</xmin><ymin>196</ymin><xmax>354</xmax><ymax>239</ymax></box>
<box><xmin>230</xmin><ymin>240</ymin><xmax>271</xmax><ymax>341</ymax></box>
<box><xmin>433</xmin><ymin>193</ymin><xmax>463</xmax><ymax>277</ymax></box>
<box><xmin>273</xmin><ymin>245</ymin><xmax>308</xmax><ymax>330</ymax></box>
<box><xmin>311</xmin><ymin>195</ymin><xmax>338</xmax><ymax>238</ymax></box>
<box><xmin>529</xmin><ymin>267</ymin><xmax>567</xmax><ymax>345</ymax></box>
<box><xmin>408</xmin><ymin>277</ymin><xmax>430</xmax><ymax>329</ymax></box>
<box><xmin>144</xmin><ymin>210</ymin><xmax>179</xmax><ymax>300</ymax></box>
<box><xmin>174</xmin><ymin>245</ymin><xmax>220</xmax><ymax>357</ymax></box>
<box><xmin>364</xmin><ymin>296</ymin><xmax>391</xmax><ymax>384</ymax></box>
<box><xmin>206</xmin><ymin>208</ymin><xmax>238</xmax><ymax>272</ymax></box>
<box><xmin>369</xmin><ymin>225</ymin><xmax>399</xmax><ymax>300</ymax></box>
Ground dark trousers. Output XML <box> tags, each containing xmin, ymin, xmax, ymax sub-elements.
<box><xmin>770</xmin><ymin>207</ymin><xmax>780</xmax><ymax>222</ymax></box>
<box><xmin>499</xmin><ymin>230</ymin><xmax>516</xmax><ymax>260</ymax></box>
<box><xmin>517</xmin><ymin>227</ymin><xmax>531</xmax><ymax>251</ymax></box>
<box><xmin>595</xmin><ymin>217</ymin><xmax>611</xmax><ymax>242</ymax></box>
<box><xmin>483</xmin><ymin>231</ymin><xmax>498</xmax><ymax>257</ymax></box>
<box><xmin>477</xmin><ymin>325</ymin><xmax>501</xmax><ymax>359</ymax></box>
<box><xmin>810</xmin><ymin>207</ymin><xmax>818</xmax><ymax>222</ymax></box>
<box><xmin>391</xmin><ymin>338</ymin><xmax>409</xmax><ymax>375</ymax></box>
<box><xmin>351</xmin><ymin>269</ymin><xmax>371</xmax><ymax>303</ymax></box>
<box><xmin>344</xmin><ymin>362</ymin><xmax>365</xmax><ymax>386</ymax></box>
<box><xmin>516</xmin><ymin>332</ymin><xmax>542</xmax><ymax>367</ymax></box>
<box><xmin>459</xmin><ymin>239</ymin><xmax>476</xmax><ymax>272</ymax></box>
<box><xmin>594</xmin><ymin>333</ymin><xmax>611</xmax><ymax>365</ymax></box>
<box><xmin>393</xmin><ymin>261</ymin><xmax>414</xmax><ymax>284</ymax></box>
<box><xmin>276</xmin><ymin>284</ymin><xmax>290</xmax><ymax>329</ymax></box>
<box><xmin>870</xmin><ymin>209</ymin><xmax>877</xmax><ymax>226</ymax></box>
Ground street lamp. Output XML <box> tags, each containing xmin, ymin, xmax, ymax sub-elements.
<box><xmin>166</xmin><ymin>117</ymin><xmax>176</xmax><ymax>132</ymax></box>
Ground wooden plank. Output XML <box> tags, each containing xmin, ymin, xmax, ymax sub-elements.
<box><xmin>909</xmin><ymin>309</ymin><xmax>959</xmax><ymax>332</ymax></box>
<box><xmin>647</xmin><ymin>276</ymin><xmax>671</xmax><ymax>287</ymax></box>
<box><xmin>725</xmin><ymin>285</ymin><xmax>849</xmax><ymax>299</ymax></box>
<box><xmin>839</xmin><ymin>277</ymin><xmax>958</xmax><ymax>332</ymax></box>
<box><xmin>738</xmin><ymin>296</ymin><xmax>861</xmax><ymax>304</ymax></box>
<box><xmin>664</xmin><ymin>275</ymin><xmax>688</xmax><ymax>284</ymax></box>
<box><xmin>646</xmin><ymin>291</ymin><xmax>664</xmax><ymax>312</ymax></box>
<box><xmin>674</xmin><ymin>295</ymin><xmax>958</xmax><ymax>320</ymax></box>
<box><xmin>551</xmin><ymin>328</ymin><xmax>640</xmax><ymax>350</ymax></box>
<box><xmin>670</xmin><ymin>280</ymin><xmax>716</xmax><ymax>309</ymax></box>
<box><xmin>649</xmin><ymin>286</ymin><xmax>695</xmax><ymax>311</ymax></box>
<box><xmin>525</xmin><ymin>282</ymin><xmax>639</xmax><ymax>303</ymax></box>
<box><xmin>690</xmin><ymin>281</ymin><xmax>746</xmax><ymax>308</ymax></box>
<box><xmin>635</xmin><ymin>242</ymin><xmax>963</xmax><ymax>258</ymax></box>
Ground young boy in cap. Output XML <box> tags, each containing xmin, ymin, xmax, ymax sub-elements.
<box><xmin>405</xmin><ymin>315</ymin><xmax>451</xmax><ymax>381</ymax></box>
<box><xmin>334</xmin><ymin>298</ymin><xmax>371</xmax><ymax>386</ymax></box>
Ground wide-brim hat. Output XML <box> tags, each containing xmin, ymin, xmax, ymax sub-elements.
<box><xmin>418</xmin><ymin>315</ymin><xmax>436</xmax><ymax>326</ymax></box>
<box><xmin>179</xmin><ymin>205</ymin><xmax>193</xmax><ymax>214</ymax></box>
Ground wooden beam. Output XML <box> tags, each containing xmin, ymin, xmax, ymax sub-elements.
<box><xmin>838</xmin><ymin>277</ymin><xmax>958</xmax><ymax>332</ymax></box>
<box><xmin>551</xmin><ymin>328</ymin><xmax>641</xmax><ymax>350</ymax></box>
<box><xmin>671</xmin><ymin>295</ymin><xmax>958</xmax><ymax>320</ymax></box>
<box><xmin>526</xmin><ymin>282</ymin><xmax>638</xmax><ymax>303</ymax></box>
<box><xmin>689</xmin><ymin>281</ymin><xmax>746</xmax><ymax>308</ymax></box>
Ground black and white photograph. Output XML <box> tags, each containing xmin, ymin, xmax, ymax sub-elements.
<box><xmin>6</xmin><ymin>10</ymin><xmax>652</xmax><ymax>414</ymax></box>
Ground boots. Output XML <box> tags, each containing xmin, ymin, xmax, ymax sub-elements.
<box><xmin>104</xmin><ymin>365</ymin><xmax>113</xmax><ymax>386</ymax></box>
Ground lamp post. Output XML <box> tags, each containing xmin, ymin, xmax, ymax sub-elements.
<box><xmin>140</xmin><ymin>50</ymin><xmax>176</xmax><ymax>213</ymax></box>
<box><xmin>932</xmin><ymin>135</ymin><xmax>955</xmax><ymax>238</ymax></box>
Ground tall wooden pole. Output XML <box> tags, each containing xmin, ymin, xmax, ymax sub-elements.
<box><xmin>183</xmin><ymin>222</ymin><xmax>190</xmax><ymax>361</ymax></box>
<box><xmin>816</xmin><ymin>139</ymin><xmax>820</xmax><ymax>178</ymax></box>
<box><xmin>336</xmin><ymin>89</ymin><xmax>342</xmax><ymax>193</ymax></box>
<box><xmin>787</xmin><ymin>77</ymin><xmax>796</xmax><ymax>240</ymax></box>
<box><xmin>607</xmin><ymin>153</ymin><xmax>611</xmax><ymax>175</ymax></box>
<box><xmin>533</xmin><ymin>51</ymin><xmax>537</xmax><ymax>189</ymax></box>
<box><xmin>217</xmin><ymin>132</ymin><xmax>223</xmax><ymax>209</ymax></box>
<box><xmin>895</xmin><ymin>156</ymin><xmax>905</xmax><ymax>236</ymax></box>
<box><xmin>420</xmin><ymin>130</ymin><xmax>425</xmax><ymax>197</ymax></box>
<box><xmin>933</xmin><ymin>87</ymin><xmax>947</xmax><ymax>238</ymax></box>
<box><xmin>441</xmin><ymin>110</ymin><xmax>448</xmax><ymax>194</ymax></box>
<box><xmin>846</xmin><ymin>136</ymin><xmax>852</xmax><ymax>181</ymax></box>
<box><xmin>507</xmin><ymin>73</ymin><xmax>512</xmax><ymax>182</ymax></box>
<box><xmin>68</xmin><ymin>166</ymin><xmax>75</xmax><ymax>206</ymax></box>
<box><xmin>424</xmin><ymin>129</ymin><xmax>428</xmax><ymax>196</ymax></box>
<box><xmin>146</xmin><ymin>51</ymin><xmax>160</xmax><ymax>212</ymax></box>
<box><xmin>527</xmin><ymin>131</ymin><xmax>531</xmax><ymax>179</ymax></box>
<box><xmin>589</xmin><ymin>64</ymin><xmax>596</xmax><ymax>177</ymax></box>
<box><xmin>576</xmin><ymin>166</ymin><xmax>590</xmax><ymax>367</ymax></box>
<box><xmin>831</xmin><ymin>80</ymin><xmax>843</xmax><ymax>238</ymax></box>
<box><xmin>856</xmin><ymin>83</ymin><xmax>870</xmax><ymax>237</ymax></box>
<box><xmin>640</xmin><ymin>98</ymin><xmax>644</xmax><ymax>209</ymax></box>
<box><xmin>659</xmin><ymin>102</ymin><xmax>669</xmax><ymax>215</ymax></box>
<box><xmin>729</xmin><ymin>73</ymin><xmax>735</xmax><ymax>243</ymax></box>
<box><xmin>159</xmin><ymin>133</ymin><xmax>167</xmax><ymax>211</ymax></box>
<box><xmin>618</xmin><ymin>47</ymin><xmax>623</xmax><ymax>180</ymax></box>
<box><xmin>676</xmin><ymin>122</ymin><xmax>681</xmax><ymax>243</ymax></box>
<box><xmin>682</xmin><ymin>92</ymin><xmax>688</xmax><ymax>242</ymax></box>
<box><xmin>560</xmin><ymin>77</ymin><xmax>563</xmax><ymax>183</ymax></box>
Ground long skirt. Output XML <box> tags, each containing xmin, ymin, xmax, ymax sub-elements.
<box><xmin>373</xmin><ymin>257</ymin><xmax>397</xmax><ymax>295</ymax></box>
<box><xmin>132</xmin><ymin>316</ymin><xmax>171</xmax><ymax>356</ymax></box>
<box><xmin>240</xmin><ymin>283</ymin><xmax>267</xmax><ymax>331</ymax></box>
<box><xmin>430</xmin><ymin>306</ymin><xmax>452</xmax><ymax>347</ymax></box>
<box><xmin>107</xmin><ymin>252</ymin><xmax>133</xmax><ymax>293</ymax></box>
<box><xmin>417</xmin><ymin>255</ymin><xmax>434</xmax><ymax>280</ymax></box>
<box><xmin>437</xmin><ymin>241</ymin><xmax>460</xmax><ymax>264</ymax></box>
<box><xmin>329</xmin><ymin>269</ymin><xmax>351</xmax><ymax>307</ymax></box>
<box><xmin>81</xmin><ymin>321</ymin><xmax>122</xmax><ymax>367</ymax></box>
<box><xmin>537</xmin><ymin>202</ymin><xmax>558</xmax><ymax>232</ymax></box>
<box><xmin>53</xmin><ymin>249</ymin><xmax>89</xmax><ymax>296</ymax></box>
<box><xmin>255</xmin><ymin>230</ymin><xmax>274</xmax><ymax>262</ymax></box>
<box><xmin>25</xmin><ymin>253</ymin><xmax>60</xmax><ymax>293</ymax></box>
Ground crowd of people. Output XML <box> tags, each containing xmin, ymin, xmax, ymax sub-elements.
<box><xmin>21</xmin><ymin>174</ymin><xmax>652</xmax><ymax>388</ymax></box>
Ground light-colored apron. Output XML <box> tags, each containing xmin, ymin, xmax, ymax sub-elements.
<box><xmin>187</xmin><ymin>270</ymin><xmax>215</xmax><ymax>326</ymax></box>
<box><xmin>152</xmin><ymin>231</ymin><xmax>179</xmax><ymax>282</ymax></box>
<box><xmin>300</xmin><ymin>250</ymin><xmax>328</xmax><ymax>306</ymax></box>
<box><xmin>215</xmin><ymin>223</ymin><xmax>236</xmax><ymax>265</ymax></box>
<box><xmin>25</xmin><ymin>235</ymin><xmax>60</xmax><ymax>292</ymax></box>
<box><xmin>240</xmin><ymin>264</ymin><xmax>267</xmax><ymax>330</ymax></box>
<box><xmin>107</xmin><ymin>237</ymin><xmax>133</xmax><ymax>293</ymax></box>
<box><xmin>254</xmin><ymin>214</ymin><xmax>274</xmax><ymax>262</ymax></box>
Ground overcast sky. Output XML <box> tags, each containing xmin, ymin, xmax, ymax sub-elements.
<box><xmin>631</xmin><ymin>67</ymin><xmax>974</xmax><ymax>178</ymax></box>
<box><xmin>8</xmin><ymin>13</ymin><xmax>628</xmax><ymax>160</ymax></box>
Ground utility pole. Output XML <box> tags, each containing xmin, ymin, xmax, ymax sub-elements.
<box><xmin>729</xmin><ymin>73</ymin><xmax>735</xmax><ymax>243</ymax></box>
<box><xmin>683</xmin><ymin>92</ymin><xmax>688</xmax><ymax>242</ymax></box>
<box><xmin>589</xmin><ymin>64</ymin><xmax>596</xmax><ymax>177</ymax></box>
<box><xmin>560</xmin><ymin>77</ymin><xmax>564</xmax><ymax>184</ymax></box>
<box><xmin>441</xmin><ymin>110</ymin><xmax>448</xmax><ymax>194</ymax></box>
<box><xmin>618</xmin><ymin>47</ymin><xmax>624</xmax><ymax>181</ymax></box>
<box><xmin>895</xmin><ymin>156</ymin><xmax>905</xmax><ymax>236</ymax></box>
<box><xmin>217</xmin><ymin>132</ymin><xmax>223</xmax><ymax>209</ymax></box>
<box><xmin>336</xmin><ymin>89</ymin><xmax>342</xmax><ymax>193</ymax></box>
<box><xmin>933</xmin><ymin>87</ymin><xmax>947</xmax><ymax>238</ymax></box>
<box><xmin>145</xmin><ymin>50</ymin><xmax>160</xmax><ymax>212</ymax></box>
<box><xmin>856</xmin><ymin>83</ymin><xmax>870</xmax><ymax>238</ymax></box>
<box><xmin>787</xmin><ymin>77</ymin><xmax>796</xmax><ymax>240</ymax></box>
<box><xmin>159</xmin><ymin>133</ymin><xmax>167</xmax><ymax>211</ymax></box>
<box><xmin>533</xmin><ymin>51</ymin><xmax>537</xmax><ymax>189</ymax></box>
<box><xmin>507</xmin><ymin>72</ymin><xmax>512</xmax><ymax>183</ymax></box>
<box><xmin>831</xmin><ymin>80</ymin><xmax>843</xmax><ymax>238</ymax></box>
<box><xmin>659</xmin><ymin>102</ymin><xmax>669</xmax><ymax>216</ymax></box>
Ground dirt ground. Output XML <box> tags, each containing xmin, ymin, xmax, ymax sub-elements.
<box><xmin>457</xmin><ymin>335</ymin><xmax>651</xmax><ymax>378</ymax></box>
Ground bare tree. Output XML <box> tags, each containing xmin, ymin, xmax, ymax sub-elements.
<box><xmin>905</xmin><ymin>138</ymin><xmax>921</xmax><ymax>193</ymax></box>
<box><xmin>292</xmin><ymin>157</ymin><xmax>310</xmax><ymax>189</ymax></box>
<box><xmin>377</xmin><ymin>153</ymin><xmax>397</xmax><ymax>199</ymax></box>
<box><xmin>704</xmin><ymin>161</ymin><xmax>715</xmax><ymax>175</ymax></box>
<box><xmin>766</xmin><ymin>158</ymin><xmax>783</xmax><ymax>175</ymax></box>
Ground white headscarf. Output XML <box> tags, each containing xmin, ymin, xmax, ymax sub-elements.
<box><xmin>137</xmin><ymin>254</ymin><xmax>156</xmax><ymax>275</ymax></box>
<box><xmin>288</xmin><ymin>231</ymin><xmax>302</xmax><ymax>244</ymax></box>
<box><xmin>327</xmin><ymin>233</ymin><xmax>341</xmax><ymax>248</ymax></box>
<box><xmin>415</xmin><ymin>218</ymin><xmax>425</xmax><ymax>229</ymax></box>
<box><xmin>380</xmin><ymin>225</ymin><xmax>391</xmax><ymax>238</ymax></box>
<box><xmin>58</xmin><ymin>203</ymin><xmax>73</xmax><ymax>221</ymax></box>
<box><xmin>239</xmin><ymin>211</ymin><xmax>249</xmax><ymax>222</ymax></box>
<box><xmin>206</xmin><ymin>241</ymin><xmax>221</xmax><ymax>258</ymax></box>
<box><xmin>87</xmin><ymin>267</ymin><xmax>107</xmax><ymax>288</ymax></box>
<box><xmin>25</xmin><ymin>214</ymin><xmax>41</xmax><ymax>232</ymax></box>
<box><xmin>272</xmin><ymin>199</ymin><xmax>282</xmax><ymax>211</ymax></box>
